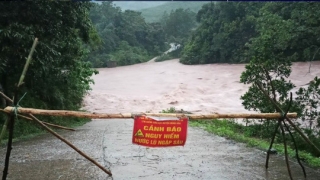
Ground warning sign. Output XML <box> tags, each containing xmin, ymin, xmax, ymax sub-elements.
<box><xmin>134</xmin><ymin>129</ymin><xmax>144</xmax><ymax>137</ymax></box>
<box><xmin>132</xmin><ymin>116</ymin><xmax>188</xmax><ymax>147</ymax></box>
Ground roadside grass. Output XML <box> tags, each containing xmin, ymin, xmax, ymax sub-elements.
<box><xmin>190</xmin><ymin>119</ymin><xmax>320</xmax><ymax>168</ymax></box>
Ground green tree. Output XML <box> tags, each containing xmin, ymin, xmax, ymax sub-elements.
<box><xmin>87</xmin><ymin>2</ymin><xmax>167</xmax><ymax>67</ymax></box>
<box><xmin>87</xmin><ymin>2</ymin><xmax>120</xmax><ymax>67</ymax></box>
<box><xmin>144</xmin><ymin>22</ymin><xmax>167</xmax><ymax>55</ymax></box>
<box><xmin>240</xmin><ymin>5</ymin><xmax>295</xmax><ymax>114</ymax></box>
<box><xmin>0</xmin><ymin>1</ymin><xmax>97</xmax><ymax>137</ymax></box>
<box><xmin>114</xmin><ymin>10</ymin><xmax>146</xmax><ymax>47</ymax></box>
<box><xmin>240</xmin><ymin>3</ymin><xmax>320</xmax><ymax>156</ymax></box>
<box><xmin>181</xmin><ymin>2</ymin><xmax>320</xmax><ymax>65</ymax></box>
<box><xmin>294</xmin><ymin>77</ymin><xmax>320</xmax><ymax>155</ymax></box>
<box><xmin>260</xmin><ymin>2</ymin><xmax>320</xmax><ymax>62</ymax></box>
<box><xmin>180</xmin><ymin>2</ymin><xmax>263</xmax><ymax>64</ymax></box>
<box><xmin>161</xmin><ymin>8</ymin><xmax>197</xmax><ymax>45</ymax></box>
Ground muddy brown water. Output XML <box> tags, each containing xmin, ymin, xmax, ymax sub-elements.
<box><xmin>1</xmin><ymin>59</ymin><xmax>320</xmax><ymax>179</ymax></box>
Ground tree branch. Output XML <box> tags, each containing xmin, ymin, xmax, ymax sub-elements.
<box><xmin>279</xmin><ymin>121</ymin><xmax>293</xmax><ymax>180</ymax></box>
<box><xmin>262</xmin><ymin>67</ymin><xmax>277</xmax><ymax>102</ymax></box>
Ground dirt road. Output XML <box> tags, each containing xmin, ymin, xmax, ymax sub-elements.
<box><xmin>1</xmin><ymin>59</ymin><xmax>320</xmax><ymax>179</ymax></box>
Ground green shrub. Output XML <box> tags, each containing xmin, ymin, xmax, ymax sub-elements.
<box><xmin>160</xmin><ymin>107</ymin><xmax>176</xmax><ymax>113</ymax></box>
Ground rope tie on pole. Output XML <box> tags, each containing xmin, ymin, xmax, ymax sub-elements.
<box><xmin>12</xmin><ymin>92</ymin><xmax>27</xmax><ymax>120</ymax></box>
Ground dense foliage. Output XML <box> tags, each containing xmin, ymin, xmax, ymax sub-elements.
<box><xmin>87</xmin><ymin>2</ymin><xmax>167</xmax><ymax>67</ymax></box>
<box><xmin>238</xmin><ymin>2</ymin><xmax>320</xmax><ymax>157</ymax></box>
<box><xmin>181</xmin><ymin>2</ymin><xmax>320</xmax><ymax>65</ymax></box>
<box><xmin>0</xmin><ymin>1</ymin><xmax>97</xmax><ymax>138</ymax></box>
<box><xmin>160</xmin><ymin>8</ymin><xmax>197</xmax><ymax>45</ymax></box>
<box><xmin>88</xmin><ymin>2</ymin><xmax>202</xmax><ymax>67</ymax></box>
<box><xmin>179</xmin><ymin>2</ymin><xmax>320</xmax><ymax>157</ymax></box>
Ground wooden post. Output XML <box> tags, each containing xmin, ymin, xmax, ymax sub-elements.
<box><xmin>2</xmin><ymin>38</ymin><xmax>38</xmax><ymax>180</ymax></box>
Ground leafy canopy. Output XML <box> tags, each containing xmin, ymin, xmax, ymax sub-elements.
<box><xmin>87</xmin><ymin>2</ymin><xmax>167</xmax><ymax>67</ymax></box>
<box><xmin>0</xmin><ymin>1</ymin><xmax>97</xmax><ymax>137</ymax></box>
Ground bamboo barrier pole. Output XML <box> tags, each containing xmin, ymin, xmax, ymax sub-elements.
<box><xmin>3</xmin><ymin>106</ymin><xmax>297</xmax><ymax>119</ymax></box>
<box><xmin>0</xmin><ymin>109</ymin><xmax>75</xmax><ymax>131</ymax></box>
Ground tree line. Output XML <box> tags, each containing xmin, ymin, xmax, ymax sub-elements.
<box><xmin>88</xmin><ymin>2</ymin><xmax>166</xmax><ymax>67</ymax></box>
<box><xmin>87</xmin><ymin>2</ymin><xmax>197</xmax><ymax>67</ymax></box>
<box><xmin>181</xmin><ymin>2</ymin><xmax>320</xmax><ymax>65</ymax></box>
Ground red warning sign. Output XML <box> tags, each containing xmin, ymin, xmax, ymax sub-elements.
<box><xmin>132</xmin><ymin>116</ymin><xmax>188</xmax><ymax>147</ymax></box>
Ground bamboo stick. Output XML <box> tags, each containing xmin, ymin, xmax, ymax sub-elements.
<box><xmin>0</xmin><ymin>93</ymin><xmax>12</xmax><ymax>146</ymax></box>
<box><xmin>0</xmin><ymin>116</ymin><xmax>8</xmax><ymax>145</ymax></box>
<box><xmin>3</xmin><ymin>106</ymin><xmax>298</xmax><ymax>119</ymax></box>
<box><xmin>256</xmin><ymin>82</ymin><xmax>320</xmax><ymax>155</ymax></box>
<box><xmin>16</xmin><ymin>113</ymin><xmax>75</xmax><ymax>131</ymax></box>
<box><xmin>0</xmin><ymin>92</ymin><xmax>12</xmax><ymax>104</ymax></box>
<box><xmin>2</xmin><ymin>38</ymin><xmax>39</xmax><ymax>180</ymax></box>
<box><xmin>17</xmin><ymin>38</ymin><xmax>38</xmax><ymax>87</ymax></box>
<box><xmin>28</xmin><ymin>114</ymin><xmax>112</xmax><ymax>176</ymax></box>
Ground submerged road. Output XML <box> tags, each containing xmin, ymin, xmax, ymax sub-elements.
<box><xmin>1</xmin><ymin>119</ymin><xmax>319</xmax><ymax>179</ymax></box>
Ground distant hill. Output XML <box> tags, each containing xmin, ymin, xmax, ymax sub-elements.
<box><xmin>139</xmin><ymin>1</ymin><xmax>209</xmax><ymax>23</ymax></box>
<box><xmin>112</xmin><ymin>1</ymin><xmax>168</xmax><ymax>11</ymax></box>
